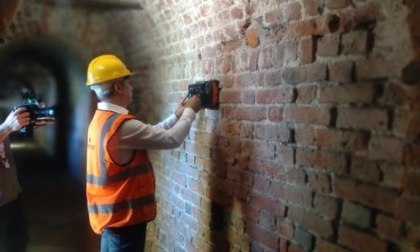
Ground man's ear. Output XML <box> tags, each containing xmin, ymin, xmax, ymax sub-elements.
<box><xmin>113</xmin><ymin>81</ymin><xmax>124</xmax><ymax>94</ymax></box>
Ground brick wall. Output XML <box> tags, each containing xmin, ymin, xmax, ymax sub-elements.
<box><xmin>7</xmin><ymin>0</ymin><xmax>420</xmax><ymax>251</ymax></box>
<box><xmin>127</xmin><ymin>0</ymin><xmax>420</xmax><ymax>251</ymax></box>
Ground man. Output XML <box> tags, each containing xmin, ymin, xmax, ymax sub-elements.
<box><xmin>0</xmin><ymin>107</ymin><xmax>31</xmax><ymax>252</ymax></box>
<box><xmin>0</xmin><ymin>1</ymin><xmax>53</xmax><ymax>251</ymax></box>
<box><xmin>86</xmin><ymin>54</ymin><xmax>201</xmax><ymax>252</ymax></box>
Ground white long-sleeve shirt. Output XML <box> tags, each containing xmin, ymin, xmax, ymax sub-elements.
<box><xmin>98</xmin><ymin>102</ymin><xmax>196</xmax><ymax>165</ymax></box>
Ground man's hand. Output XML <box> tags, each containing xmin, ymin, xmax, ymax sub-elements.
<box><xmin>175</xmin><ymin>96</ymin><xmax>187</xmax><ymax>118</ymax></box>
<box><xmin>184</xmin><ymin>95</ymin><xmax>201</xmax><ymax>113</ymax></box>
<box><xmin>3</xmin><ymin>107</ymin><xmax>30</xmax><ymax>132</ymax></box>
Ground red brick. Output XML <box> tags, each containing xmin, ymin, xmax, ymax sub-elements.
<box><xmin>230</xmin><ymin>7</ymin><xmax>243</xmax><ymax>19</ymax></box>
<box><xmin>289</xmin><ymin>243</ymin><xmax>306</xmax><ymax>252</ymax></box>
<box><xmin>307</xmin><ymin>171</ymin><xmax>331</xmax><ymax>193</ymax></box>
<box><xmin>405</xmin><ymin>113</ymin><xmax>420</xmax><ymax>142</ymax></box>
<box><xmin>221</xmin><ymin>105</ymin><xmax>235</xmax><ymax>120</ymax></box>
<box><xmin>246</xmin><ymin>223</ymin><xmax>280</xmax><ymax>251</ymax></box>
<box><xmin>317</xmin><ymin>34</ymin><xmax>340</xmax><ymax>57</ymax></box>
<box><xmin>285</xmin><ymin>185</ymin><xmax>313</xmax><ymax>208</ymax></box>
<box><xmin>299</xmin><ymin>37</ymin><xmax>315</xmax><ymax>64</ymax></box>
<box><xmin>315</xmin><ymin>238</ymin><xmax>352</xmax><ymax>252</ymax></box>
<box><xmin>264</xmin><ymin>70</ymin><xmax>283</xmax><ymax>86</ymax></box>
<box><xmin>220</xmin><ymin>89</ymin><xmax>241</xmax><ymax>103</ymax></box>
<box><xmin>283</xmin><ymin>2</ymin><xmax>302</xmax><ymax>22</ymax></box>
<box><xmin>245</xmin><ymin>28</ymin><xmax>259</xmax><ymax>48</ymax></box>
<box><xmin>318</xmin><ymin>83</ymin><xmax>373</xmax><ymax>104</ymax></box>
<box><xmin>235</xmin><ymin>73</ymin><xmax>264</xmax><ymax>88</ymax></box>
<box><xmin>342</xmin><ymin>30</ymin><xmax>368</xmax><ymax>55</ymax></box>
<box><xmin>249</xmin><ymin>192</ymin><xmax>286</xmax><ymax>215</ymax></box>
<box><xmin>226</xmin><ymin>229</ymin><xmax>250</xmax><ymax>251</ymax></box>
<box><xmin>277</xmin><ymin>145</ymin><xmax>295</xmax><ymax>166</ymax></box>
<box><xmin>350</xmin><ymin>157</ymin><xmax>381</xmax><ymax>183</ymax></box>
<box><xmin>241</xmin><ymin>90</ymin><xmax>256</xmax><ymax>104</ymax></box>
<box><xmin>256</xmin><ymin>88</ymin><xmax>294</xmax><ymax>104</ymax></box>
<box><xmin>401</xmin><ymin>171</ymin><xmax>420</xmax><ymax>196</ymax></box>
<box><xmin>284</xmin><ymin>42</ymin><xmax>298</xmax><ymax>65</ymax></box>
<box><xmin>249</xmin><ymin>160</ymin><xmax>286</xmax><ymax>179</ymax></box>
<box><xmin>277</xmin><ymin>219</ymin><xmax>294</xmax><ymax>238</ymax></box>
<box><xmin>303</xmin><ymin>0</ymin><xmax>323</xmax><ymax>16</ymax></box>
<box><xmin>356</xmin><ymin>58</ymin><xmax>400</xmax><ymax>80</ymax></box>
<box><xmin>287</xmin><ymin>167</ymin><xmax>307</xmax><ymax>185</ymax></box>
<box><xmin>284</xmin><ymin>106</ymin><xmax>330</xmax><ymax>126</ymax></box>
<box><xmin>333</xmin><ymin>177</ymin><xmax>398</xmax><ymax>213</ymax></box>
<box><xmin>376</xmin><ymin>214</ymin><xmax>404</xmax><ymax>242</ymax></box>
<box><xmin>248</xmin><ymin>50</ymin><xmax>258</xmax><ymax>72</ymax></box>
<box><xmin>313</xmin><ymin>194</ymin><xmax>339</xmax><ymax>219</ymax></box>
<box><xmin>252</xmin><ymin>174</ymin><xmax>271</xmax><ymax>195</ymax></box>
<box><xmin>219</xmin><ymin>54</ymin><xmax>232</xmax><ymax>74</ymax></box>
<box><xmin>404</xmin><ymin>143</ymin><xmax>420</xmax><ymax>167</ymax></box>
<box><xmin>286</xmin><ymin>16</ymin><xmax>334</xmax><ymax>40</ymax></box>
<box><xmin>295</xmin><ymin>127</ymin><xmax>315</xmax><ymax>146</ymax></box>
<box><xmin>295</xmin><ymin>148</ymin><xmax>347</xmax><ymax>174</ymax></box>
<box><xmin>368</xmin><ymin>136</ymin><xmax>403</xmax><ymax>163</ymax></box>
<box><xmin>338</xmin><ymin>225</ymin><xmax>388</xmax><ymax>252</ymax></box>
<box><xmin>283</xmin><ymin>63</ymin><xmax>327</xmax><ymax>84</ymax></box>
<box><xmin>296</xmin><ymin>84</ymin><xmax>317</xmax><ymax>104</ymax></box>
<box><xmin>265</xmin><ymin>8</ymin><xmax>283</xmax><ymax>26</ymax></box>
<box><xmin>325</xmin><ymin>0</ymin><xmax>351</xmax><ymax>10</ymax></box>
<box><xmin>254</xmin><ymin>124</ymin><xmax>290</xmax><ymax>142</ymax></box>
<box><xmin>337</xmin><ymin>108</ymin><xmax>388</xmax><ymax>131</ymax></box>
<box><xmin>315</xmin><ymin>128</ymin><xmax>369</xmax><ymax>151</ymax></box>
<box><xmin>272</xmin><ymin>44</ymin><xmax>285</xmax><ymax>68</ymax></box>
<box><xmin>288</xmin><ymin>206</ymin><xmax>334</xmax><ymax>238</ymax></box>
<box><xmin>236</xmin><ymin>106</ymin><xmax>266</xmax><ymax>121</ymax></box>
<box><xmin>259</xmin><ymin>46</ymin><xmax>273</xmax><ymax>69</ymax></box>
<box><xmin>268</xmin><ymin>106</ymin><xmax>283</xmax><ymax>122</ymax></box>
<box><xmin>328</xmin><ymin>61</ymin><xmax>354</xmax><ymax>83</ymax></box>
<box><xmin>395</xmin><ymin>197</ymin><xmax>420</xmax><ymax>224</ymax></box>
<box><xmin>222</xmin><ymin>39</ymin><xmax>243</xmax><ymax>52</ymax></box>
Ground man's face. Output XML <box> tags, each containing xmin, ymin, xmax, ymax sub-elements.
<box><xmin>0</xmin><ymin>0</ymin><xmax>21</xmax><ymax>47</ymax></box>
<box><xmin>122</xmin><ymin>78</ymin><xmax>133</xmax><ymax>105</ymax></box>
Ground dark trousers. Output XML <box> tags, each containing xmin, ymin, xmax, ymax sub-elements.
<box><xmin>100</xmin><ymin>223</ymin><xmax>147</xmax><ymax>252</ymax></box>
<box><xmin>0</xmin><ymin>195</ymin><xmax>29</xmax><ymax>252</ymax></box>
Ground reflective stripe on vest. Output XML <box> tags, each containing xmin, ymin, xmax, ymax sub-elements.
<box><xmin>86</xmin><ymin>110</ymin><xmax>156</xmax><ymax>234</ymax></box>
<box><xmin>87</xmin><ymin>194</ymin><xmax>155</xmax><ymax>214</ymax></box>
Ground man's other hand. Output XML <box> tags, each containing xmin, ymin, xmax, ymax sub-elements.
<box><xmin>184</xmin><ymin>95</ymin><xmax>201</xmax><ymax>113</ymax></box>
<box><xmin>4</xmin><ymin>107</ymin><xmax>30</xmax><ymax>132</ymax></box>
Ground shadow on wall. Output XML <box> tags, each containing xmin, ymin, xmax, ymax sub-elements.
<box><xmin>209</xmin><ymin>117</ymin><xmax>255</xmax><ymax>251</ymax></box>
<box><xmin>0</xmin><ymin>35</ymin><xmax>93</xmax><ymax>181</ymax></box>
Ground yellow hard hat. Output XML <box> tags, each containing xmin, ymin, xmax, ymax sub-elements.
<box><xmin>86</xmin><ymin>54</ymin><xmax>134</xmax><ymax>86</ymax></box>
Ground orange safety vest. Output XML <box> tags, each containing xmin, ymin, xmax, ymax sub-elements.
<box><xmin>86</xmin><ymin>110</ymin><xmax>156</xmax><ymax>234</ymax></box>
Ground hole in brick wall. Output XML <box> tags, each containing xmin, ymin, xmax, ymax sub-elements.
<box><xmin>372</xmin><ymin>82</ymin><xmax>384</xmax><ymax>103</ymax></box>
<box><xmin>292</xmin><ymin>88</ymin><xmax>298</xmax><ymax>102</ymax></box>
<box><xmin>350</xmin><ymin>62</ymin><xmax>356</xmax><ymax>83</ymax></box>
<box><xmin>329</xmin><ymin>107</ymin><xmax>338</xmax><ymax>128</ymax></box>
<box><xmin>354</xmin><ymin>20</ymin><xmax>376</xmax><ymax>31</ymax></box>
<box><xmin>290</xmin><ymin>129</ymin><xmax>296</xmax><ymax>144</ymax></box>
<box><xmin>402</xmin><ymin>60</ymin><xmax>420</xmax><ymax>85</ymax></box>
<box><xmin>387</xmin><ymin>109</ymin><xmax>394</xmax><ymax>131</ymax></box>
<box><xmin>311</xmin><ymin>36</ymin><xmax>317</xmax><ymax>62</ymax></box>
<box><xmin>210</xmin><ymin>201</ymin><xmax>225</xmax><ymax>230</ymax></box>
<box><xmin>366</xmin><ymin>31</ymin><xmax>375</xmax><ymax>53</ymax></box>
<box><xmin>327</xmin><ymin>14</ymin><xmax>340</xmax><ymax>33</ymax></box>
<box><xmin>326</xmin><ymin>64</ymin><xmax>330</xmax><ymax>81</ymax></box>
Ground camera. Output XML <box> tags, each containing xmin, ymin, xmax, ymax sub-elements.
<box><xmin>13</xmin><ymin>93</ymin><xmax>56</xmax><ymax>136</ymax></box>
<box><xmin>187</xmin><ymin>79</ymin><xmax>220</xmax><ymax>110</ymax></box>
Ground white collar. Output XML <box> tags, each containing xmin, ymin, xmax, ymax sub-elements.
<box><xmin>97</xmin><ymin>102</ymin><xmax>128</xmax><ymax>114</ymax></box>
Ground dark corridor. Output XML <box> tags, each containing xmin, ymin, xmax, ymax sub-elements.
<box><xmin>12</xmin><ymin>139</ymin><xmax>99</xmax><ymax>252</ymax></box>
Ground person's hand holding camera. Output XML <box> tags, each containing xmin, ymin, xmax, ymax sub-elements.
<box><xmin>184</xmin><ymin>94</ymin><xmax>201</xmax><ymax>113</ymax></box>
<box><xmin>3</xmin><ymin>107</ymin><xmax>30</xmax><ymax>132</ymax></box>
